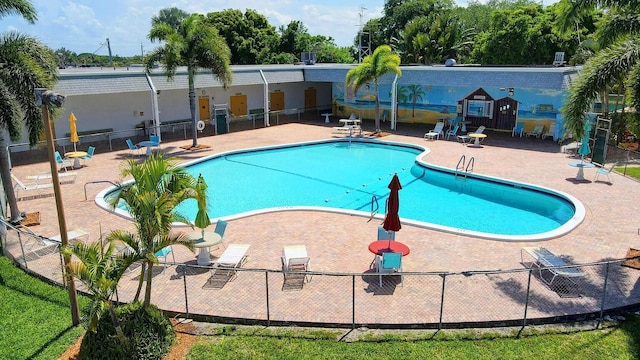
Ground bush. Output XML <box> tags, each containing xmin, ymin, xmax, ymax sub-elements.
<box><xmin>78</xmin><ymin>302</ymin><xmax>175</xmax><ymax>360</ymax></box>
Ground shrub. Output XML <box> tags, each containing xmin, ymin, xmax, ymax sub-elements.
<box><xmin>78</xmin><ymin>302</ymin><xmax>175</xmax><ymax>360</ymax></box>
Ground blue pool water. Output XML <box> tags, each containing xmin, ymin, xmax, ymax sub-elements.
<box><xmin>98</xmin><ymin>139</ymin><xmax>584</xmax><ymax>241</ymax></box>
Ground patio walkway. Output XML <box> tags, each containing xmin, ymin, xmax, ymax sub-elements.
<box><xmin>7</xmin><ymin>118</ymin><xmax>640</xmax><ymax>326</ymax></box>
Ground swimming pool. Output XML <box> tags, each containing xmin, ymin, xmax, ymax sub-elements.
<box><xmin>96</xmin><ymin>139</ymin><xmax>584</xmax><ymax>241</ymax></box>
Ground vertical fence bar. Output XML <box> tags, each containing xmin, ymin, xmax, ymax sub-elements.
<box><xmin>182</xmin><ymin>265</ymin><xmax>189</xmax><ymax>315</ymax></box>
<box><xmin>522</xmin><ymin>269</ymin><xmax>532</xmax><ymax>329</ymax></box>
<box><xmin>17</xmin><ymin>231</ymin><xmax>28</xmax><ymax>269</ymax></box>
<box><xmin>598</xmin><ymin>262</ymin><xmax>611</xmax><ymax>328</ymax></box>
<box><xmin>438</xmin><ymin>274</ymin><xmax>446</xmax><ymax>330</ymax></box>
<box><xmin>352</xmin><ymin>275</ymin><xmax>356</xmax><ymax>330</ymax></box>
<box><xmin>265</xmin><ymin>271</ymin><xmax>270</xmax><ymax>326</ymax></box>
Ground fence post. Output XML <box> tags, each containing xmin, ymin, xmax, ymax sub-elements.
<box><xmin>438</xmin><ymin>274</ymin><xmax>446</xmax><ymax>330</ymax></box>
<box><xmin>598</xmin><ymin>262</ymin><xmax>611</xmax><ymax>328</ymax></box>
<box><xmin>522</xmin><ymin>269</ymin><xmax>533</xmax><ymax>329</ymax></box>
<box><xmin>182</xmin><ymin>265</ymin><xmax>189</xmax><ymax>315</ymax></box>
<box><xmin>17</xmin><ymin>231</ymin><xmax>28</xmax><ymax>269</ymax></box>
<box><xmin>352</xmin><ymin>275</ymin><xmax>356</xmax><ymax>330</ymax></box>
<box><xmin>266</xmin><ymin>271</ymin><xmax>270</xmax><ymax>326</ymax></box>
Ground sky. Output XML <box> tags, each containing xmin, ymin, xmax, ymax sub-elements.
<box><xmin>3</xmin><ymin>0</ymin><xmax>559</xmax><ymax>57</ymax></box>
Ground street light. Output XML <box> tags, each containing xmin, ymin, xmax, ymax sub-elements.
<box><xmin>35</xmin><ymin>88</ymin><xmax>81</xmax><ymax>326</ymax></box>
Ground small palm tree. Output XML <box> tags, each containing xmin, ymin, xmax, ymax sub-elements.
<box><xmin>346</xmin><ymin>45</ymin><xmax>402</xmax><ymax>133</ymax></box>
<box><xmin>145</xmin><ymin>12</ymin><xmax>232</xmax><ymax>149</ymax></box>
<box><xmin>107</xmin><ymin>153</ymin><xmax>197</xmax><ymax>307</ymax></box>
<box><xmin>62</xmin><ymin>241</ymin><xmax>135</xmax><ymax>343</ymax></box>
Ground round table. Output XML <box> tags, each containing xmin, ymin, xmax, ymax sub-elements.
<box><xmin>321</xmin><ymin>113</ymin><xmax>333</xmax><ymax>123</ymax></box>
<box><xmin>189</xmin><ymin>231</ymin><xmax>222</xmax><ymax>265</ymax></box>
<box><xmin>468</xmin><ymin>133</ymin><xmax>487</xmax><ymax>147</ymax></box>
<box><xmin>137</xmin><ymin>140</ymin><xmax>159</xmax><ymax>156</ymax></box>
<box><xmin>569</xmin><ymin>161</ymin><xmax>595</xmax><ymax>181</ymax></box>
<box><xmin>368</xmin><ymin>240</ymin><xmax>410</xmax><ymax>256</ymax></box>
<box><xmin>64</xmin><ymin>151</ymin><xmax>88</xmax><ymax>169</ymax></box>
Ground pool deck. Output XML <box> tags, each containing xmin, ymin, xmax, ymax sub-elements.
<box><xmin>8</xmin><ymin>119</ymin><xmax>640</xmax><ymax>325</ymax></box>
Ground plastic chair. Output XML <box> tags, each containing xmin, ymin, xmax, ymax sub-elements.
<box><xmin>54</xmin><ymin>151</ymin><xmax>72</xmax><ymax>172</ymax></box>
<box><xmin>211</xmin><ymin>220</ymin><xmax>228</xmax><ymax>251</ymax></box>
<box><xmin>594</xmin><ymin>162</ymin><xmax>617</xmax><ymax>183</ymax></box>
<box><xmin>446</xmin><ymin>124</ymin><xmax>459</xmax><ymax>140</ymax></box>
<box><xmin>377</xmin><ymin>226</ymin><xmax>395</xmax><ymax>241</ymax></box>
<box><xmin>81</xmin><ymin>146</ymin><xmax>95</xmax><ymax>165</ymax></box>
<box><xmin>154</xmin><ymin>246</ymin><xmax>175</xmax><ymax>273</ymax></box>
<box><xmin>125</xmin><ymin>139</ymin><xmax>141</xmax><ymax>157</ymax></box>
<box><xmin>376</xmin><ymin>252</ymin><xmax>403</xmax><ymax>287</ymax></box>
<box><xmin>512</xmin><ymin>123</ymin><xmax>525</xmax><ymax>137</ymax></box>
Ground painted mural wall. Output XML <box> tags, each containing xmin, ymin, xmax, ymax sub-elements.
<box><xmin>332</xmin><ymin>82</ymin><xmax>566</xmax><ymax>137</ymax></box>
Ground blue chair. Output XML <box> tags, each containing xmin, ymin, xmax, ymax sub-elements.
<box><xmin>54</xmin><ymin>151</ymin><xmax>72</xmax><ymax>172</ymax></box>
<box><xmin>150</xmin><ymin>135</ymin><xmax>160</xmax><ymax>144</ymax></box>
<box><xmin>446</xmin><ymin>124</ymin><xmax>460</xmax><ymax>141</ymax></box>
<box><xmin>380</xmin><ymin>109</ymin><xmax>389</xmax><ymax>122</ymax></box>
<box><xmin>512</xmin><ymin>122</ymin><xmax>525</xmax><ymax>137</ymax></box>
<box><xmin>212</xmin><ymin>220</ymin><xmax>228</xmax><ymax>250</ymax></box>
<box><xmin>81</xmin><ymin>146</ymin><xmax>95</xmax><ymax>165</ymax></box>
<box><xmin>125</xmin><ymin>138</ymin><xmax>141</xmax><ymax>157</ymax></box>
<box><xmin>594</xmin><ymin>162</ymin><xmax>617</xmax><ymax>183</ymax></box>
<box><xmin>376</xmin><ymin>252</ymin><xmax>403</xmax><ymax>287</ymax></box>
<box><xmin>377</xmin><ymin>226</ymin><xmax>395</xmax><ymax>241</ymax></box>
<box><xmin>154</xmin><ymin>246</ymin><xmax>175</xmax><ymax>273</ymax></box>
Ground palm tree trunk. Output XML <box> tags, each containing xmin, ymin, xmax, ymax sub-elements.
<box><xmin>374</xmin><ymin>83</ymin><xmax>381</xmax><ymax>132</ymax></box>
<box><xmin>0</xmin><ymin>136</ymin><xmax>23</xmax><ymax>223</ymax></box>
<box><xmin>133</xmin><ymin>263</ymin><xmax>145</xmax><ymax>302</ymax></box>
<box><xmin>109</xmin><ymin>301</ymin><xmax>127</xmax><ymax>345</ymax></box>
<box><xmin>143</xmin><ymin>261</ymin><xmax>153</xmax><ymax>307</ymax></box>
<box><xmin>188</xmin><ymin>67</ymin><xmax>198</xmax><ymax>149</ymax></box>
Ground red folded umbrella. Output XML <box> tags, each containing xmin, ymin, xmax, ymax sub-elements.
<box><xmin>382</xmin><ymin>173</ymin><xmax>402</xmax><ymax>235</ymax></box>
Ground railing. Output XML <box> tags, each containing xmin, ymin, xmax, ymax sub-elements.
<box><xmin>3</xmin><ymin>220</ymin><xmax>640</xmax><ymax>330</ymax></box>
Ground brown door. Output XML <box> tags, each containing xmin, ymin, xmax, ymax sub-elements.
<box><xmin>304</xmin><ymin>88</ymin><xmax>316</xmax><ymax>110</ymax></box>
<box><xmin>270</xmin><ymin>91</ymin><xmax>285</xmax><ymax>111</ymax></box>
<box><xmin>198</xmin><ymin>97</ymin><xmax>210</xmax><ymax>121</ymax></box>
<box><xmin>494</xmin><ymin>98</ymin><xmax>518</xmax><ymax>130</ymax></box>
<box><xmin>230</xmin><ymin>95</ymin><xmax>247</xmax><ymax>116</ymax></box>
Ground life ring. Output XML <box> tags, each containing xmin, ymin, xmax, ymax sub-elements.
<box><xmin>196</xmin><ymin>120</ymin><xmax>205</xmax><ymax>131</ymax></box>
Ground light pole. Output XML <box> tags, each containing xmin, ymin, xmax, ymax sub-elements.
<box><xmin>35</xmin><ymin>89</ymin><xmax>81</xmax><ymax>325</ymax></box>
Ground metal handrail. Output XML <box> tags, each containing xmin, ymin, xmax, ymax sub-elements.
<box><xmin>455</xmin><ymin>155</ymin><xmax>466</xmax><ymax>178</ymax></box>
<box><xmin>368</xmin><ymin>195</ymin><xmax>379</xmax><ymax>222</ymax></box>
<box><xmin>84</xmin><ymin>180</ymin><xmax>117</xmax><ymax>200</ymax></box>
<box><xmin>465</xmin><ymin>157</ymin><xmax>475</xmax><ymax>174</ymax></box>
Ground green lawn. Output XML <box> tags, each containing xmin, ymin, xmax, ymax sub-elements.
<box><xmin>0</xmin><ymin>256</ymin><xmax>88</xmax><ymax>360</ymax></box>
<box><xmin>3</xmin><ymin>254</ymin><xmax>640</xmax><ymax>360</ymax></box>
<box><xmin>616</xmin><ymin>166</ymin><xmax>640</xmax><ymax>180</ymax></box>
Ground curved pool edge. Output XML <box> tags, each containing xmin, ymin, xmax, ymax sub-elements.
<box><xmin>94</xmin><ymin>138</ymin><xmax>585</xmax><ymax>241</ymax></box>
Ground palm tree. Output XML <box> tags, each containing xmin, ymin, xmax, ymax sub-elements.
<box><xmin>145</xmin><ymin>12</ymin><xmax>232</xmax><ymax>149</ymax></box>
<box><xmin>559</xmin><ymin>0</ymin><xmax>640</xmax><ymax>139</ymax></box>
<box><xmin>107</xmin><ymin>153</ymin><xmax>198</xmax><ymax>307</ymax></box>
<box><xmin>0</xmin><ymin>31</ymin><xmax>58</xmax><ymax>223</ymax></box>
<box><xmin>62</xmin><ymin>241</ymin><xmax>135</xmax><ymax>344</ymax></box>
<box><xmin>0</xmin><ymin>0</ymin><xmax>37</xmax><ymax>22</ymax></box>
<box><xmin>407</xmin><ymin>84</ymin><xmax>426</xmax><ymax>117</ymax></box>
<box><xmin>151</xmin><ymin>6</ymin><xmax>188</xmax><ymax>30</ymax></box>
<box><xmin>346</xmin><ymin>45</ymin><xmax>402</xmax><ymax>133</ymax></box>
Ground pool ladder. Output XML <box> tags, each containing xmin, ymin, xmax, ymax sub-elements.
<box><xmin>455</xmin><ymin>155</ymin><xmax>474</xmax><ymax>179</ymax></box>
<box><xmin>368</xmin><ymin>195</ymin><xmax>379</xmax><ymax>222</ymax></box>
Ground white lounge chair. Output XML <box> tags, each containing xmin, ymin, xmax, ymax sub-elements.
<box><xmin>541</xmin><ymin>124</ymin><xmax>556</xmax><ymax>140</ymax></box>
<box><xmin>457</xmin><ymin>125</ymin><xmax>486</xmax><ymax>144</ymax></box>
<box><xmin>203</xmin><ymin>244</ymin><xmax>250</xmax><ymax>288</ymax></box>
<box><xmin>25</xmin><ymin>171</ymin><xmax>77</xmax><ymax>184</ymax></box>
<box><xmin>424</xmin><ymin>122</ymin><xmax>445</xmax><ymax>140</ymax></box>
<box><xmin>282</xmin><ymin>245</ymin><xmax>311</xmax><ymax>289</ymax></box>
<box><xmin>22</xmin><ymin>235</ymin><xmax>60</xmax><ymax>260</ymax></box>
<box><xmin>521</xmin><ymin>246</ymin><xmax>583</xmax><ymax>288</ymax></box>
<box><xmin>11</xmin><ymin>173</ymin><xmax>53</xmax><ymax>199</ymax></box>
<box><xmin>50</xmin><ymin>228</ymin><xmax>90</xmax><ymax>245</ymax></box>
<box><xmin>526</xmin><ymin>125</ymin><xmax>544</xmax><ymax>138</ymax></box>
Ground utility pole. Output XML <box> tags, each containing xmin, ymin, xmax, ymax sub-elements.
<box><xmin>140</xmin><ymin>43</ymin><xmax>144</xmax><ymax>60</ymax></box>
<box><xmin>35</xmin><ymin>89</ymin><xmax>81</xmax><ymax>326</ymax></box>
<box><xmin>106</xmin><ymin>38</ymin><xmax>114</xmax><ymax>69</ymax></box>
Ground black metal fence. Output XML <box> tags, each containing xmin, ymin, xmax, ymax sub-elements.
<box><xmin>3</xmin><ymin>220</ymin><xmax>640</xmax><ymax>329</ymax></box>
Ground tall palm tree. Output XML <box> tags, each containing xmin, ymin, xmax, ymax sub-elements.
<box><xmin>62</xmin><ymin>241</ymin><xmax>135</xmax><ymax>343</ymax></box>
<box><xmin>559</xmin><ymin>0</ymin><xmax>640</xmax><ymax>139</ymax></box>
<box><xmin>145</xmin><ymin>12</ymin><xmax>232</xmax><ymax>149</ymax></box>
<box><xmin>150</xmin><ymin>6</ymin><xmax>188</xmax><ymax>30</ymax></box>
<box><xmin>107</xmin><ymin>154</ymin><xmax>198</xmax><ymax>307</ymax></box>
<box><xmin>346</xmin><ymin>45</ymin><xmax>402</xmax><ymax>133</ymax></box>
<box><xmin>0</xmin><ymin>31</ymin><xmax>57</xmax><ymax>223</ymax></box>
